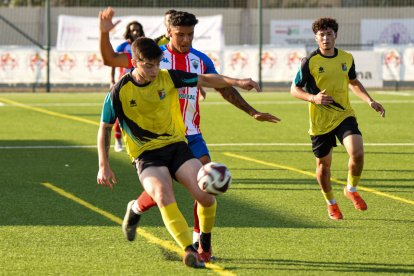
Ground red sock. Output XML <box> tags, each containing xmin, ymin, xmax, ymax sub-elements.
<box><xmin>137</xmin><ymin>191</ymin><xmax>157</xmax><ymax>212</ymax></box>
<box><xmin>193</xmin><ymin>200</ymin><xmax>200</xmax><ymax>233</ymax></box>
<box><xmin>113</xmin><ymin>119</ymin><xmax>122</xmax><ymax>139</ymax></box>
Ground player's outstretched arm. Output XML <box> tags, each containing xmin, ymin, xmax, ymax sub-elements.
<box><xmin>99</xmin><ymin>7</ymin><xmax>130</xmax><ymax>68</ymax></box>
<box><xmin>97</xmin><ymin>122</ymin><xmax>117</xmax><ymax>189</ymax></box>
<box><xmin>198</xmin><ymin>74</ymin><xmax>260</xmax><ymax>91</ymax></box>
<box><xmin>349</xmin><ymin>79</ymin><xmax>385</xmax><ymax>118</ymax></box>
<box><xmin>197</xmin><ymin>74</ymin><xmax>280</xmax><ymax>123</ymax></box>
<box><xmin>217</xmin><ymin>86</ymin><xmax>280</xmax><ymax>123</ymax></box>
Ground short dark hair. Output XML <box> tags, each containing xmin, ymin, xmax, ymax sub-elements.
<box><xmin>169</xmin><ymin>11</ymin><xmax>198</xmax><ymax>27</ymax></box>
<box><xmin>131</xmin><ymin>37</ymin><xmax>163</xmax><ymax>61</ymax></box>
<box><xmin>124</xmin><ymin>21</ymin><xmax>145</xmax><ymax>40</ymax></box>
<box><xmin>312</xmin><ymin>17</ymin><xmax>338</xmax><ymax>34</ymax></box>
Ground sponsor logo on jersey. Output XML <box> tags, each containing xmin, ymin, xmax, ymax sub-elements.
<box><xmin>158</xmin><ymin>89</ymin><xmax>166</xmax><ymax>100</ymax></box>
<box><xmin>191</xmin><ymin>59</ymin><xmax>199</xmax><ymax>69</ymax></box>
<box><xmin>178</xmin><ymin>93</ymin><xmax>196</xmax><ymax>100</ymax></box>
<box><xmin>318</xmin><ymin>66</ymin><xmax>324</xmax><ymax>73</ymax></box>
<box><xmin>341</xmin><ymin>63</ymin><xmax>347</xmax><ymax>71</ymax></box>
<box><xmin>129</xmin><ymin>99</ymin><xmax>137</xmax><ymax>107</ymax></box>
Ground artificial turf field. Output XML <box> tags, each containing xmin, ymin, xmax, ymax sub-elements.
<box><xmin>0</xmin><ymin>91</ymin><xmax>413</xmax><ymax>275</ymax></box>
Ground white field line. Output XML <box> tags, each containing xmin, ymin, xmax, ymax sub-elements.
<box><xmin>1</xmin><ymin>142</ymin><xmax>414</xmax><ymax>149</ymax></box>
<box><xmin>1</xmin><ymin>100</ymin><xmax>414</xmax><ymax>107</ymax></box>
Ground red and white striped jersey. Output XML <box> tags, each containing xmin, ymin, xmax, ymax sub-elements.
<box><xmin>159</xmin><ymin>44</ymin><xmax>218</xmax><ymax>135</ymax></box>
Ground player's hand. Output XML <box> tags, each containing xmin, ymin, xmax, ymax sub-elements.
<box><xmin>237</xmin><ymin>78</ymin><xmax>261</xmax><ymax>92</ymax></box>
<box><xmin>252</xmin><ymin>112</ymin><xmax>281</xmax><ymax>123</ymax></box>
<box><xmin>369</xmin><ymin>100</ymin><xmax>385</xmax><ymax>118</ymax></box>
<box><xmin>99</xmin><ymin>7</ymin><xmax>120</xmax><ymax>33</ymax></box>
<box><xmin>97</xmin><ymin>166</ymin><xmax>117</xmax><ymax>189</ymax></box>
<box><xmin>313</xmin><ymin>90</ymin><xmax>333</xmax><ymax>105</ymax></box>
<box><xmin>199</xmin><ymin>87</ymin><xmax>207</xmax><ymax>101</ymax></box>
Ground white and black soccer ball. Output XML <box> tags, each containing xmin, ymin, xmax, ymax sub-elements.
<box><xmin>197</xmin><ymin>162</ymin><xmax>232</xmax><ymax>195</ymax></box>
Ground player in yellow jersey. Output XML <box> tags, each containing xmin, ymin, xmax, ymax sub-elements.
<box><xmin>154</xmin><ymin>9</ymin><xmax>176</xmax><ymax>46</ymax></box>
<box><xmin>96</xmin><ymin>37</ymin><xmax>261</xmax><ymax>268</ymax></box>
<box><xmin>291</xmin><ymin>17</ymin><xmax>385</xmax><ymax>220</ymax></box>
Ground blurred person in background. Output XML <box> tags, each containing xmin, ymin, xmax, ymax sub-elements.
<box><xmin>110</xmin><ymin>21</ymin><xmax>145</xmax><ymax>152</ymax></box>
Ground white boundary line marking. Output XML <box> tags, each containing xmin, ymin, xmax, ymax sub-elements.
<box><xmin>2</xmin><ymin>99</ymin><xmax>414</xmax><ymax>107</ymax></box>
<box><xmin>1</xmin><ymin>143</ymin><xmax>414</xmax><ymax>149</ymax></box>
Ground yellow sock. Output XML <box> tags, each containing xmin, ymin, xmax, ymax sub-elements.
<box><xmin>347</xmin><ymin>172</ymin><xmax>361</xmax><ymax>192</ymax></box>
<box><xmin>197</xmin><ymin>199</ymin><xmax>217</xmax><ymax>233</ymax></box>
<box><xmin>322</xmin><ymin>189</ymin><xmax>336</xmax><ymax>205</ymax></box>
<box><xmin>159</xmin><ymin>202</ymin><xmax>192</xmax><ymax>250</ymax></box>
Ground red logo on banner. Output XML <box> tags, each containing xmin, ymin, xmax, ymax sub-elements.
<box><xmin>57</xmin><ymin>53</ymin><xmax>76</xmax><ymax>71</ymax></box>
<box><xmin>86</xmin><ymin>53</ymin><xmax>104</xmax><ymax>71</ymax></box>
<box><xmin>383</xmin><ymin>49</ymin><xmax>401</xmax><ymax>67</ymax></box>
<box><xmin>230</xmin><ymin>51</ymin><xmax>247</xmax><ymax>70</ymax></box>
<box><xmin>287</xmin><ymin>51</ymin><xmax>303</xmax><ymax>69</ymax></box>
<box><xmin>261</xmin><ymin>51</ymin><xmax>276</xmax><ymax>69</ymax></box>
<box><xmin>29</xmin><ymin>52</ymin><xmax>46</xmax><ymax>71</ymax></box>
<box><xmin>0</xmin><ymin>52</ymin><xmax>18</xmax><ymax>70</ymax></box>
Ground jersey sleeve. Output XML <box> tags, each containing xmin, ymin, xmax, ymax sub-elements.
<box><xmin>348</xmin><ymin>58</ymin><xmax>357</xmax><ymax>80</ymax></box>
<box><xmin>115</xmin><ymin>43</ymin><xmax>124</xmax><ymax>53</ymax></box>
<box><xmin>168</xmin><ymin>69</ymin><xmax>199</xmax><ymax>88</ymax></box>
<box><xmin>100</xmin><ymin>92</ymin><xmax>117</xmax><ymax>124</ymax></box>
<box><xmin>190</xmin><ymin>48</ymin><xmax>218</xmax><ymax>74</ymax></box>
<box><xmin>126</xmin><ymin>52</ymin><xmax>133</xmax><ymax>69</ymax></box>
<box><xmin>293</xmin><ymin>57</ymin><xmax>310</xmax><ymax>87</ymax></box>
<box><xmin>201</xmin><ymin>54</ymin><xmax>218</xmax><ymax>74</ymax></box>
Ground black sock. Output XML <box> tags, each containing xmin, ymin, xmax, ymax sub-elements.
<box><xmin>185</xmin><ymin>245</ymin><xmax>197</xmax><ymax>252</ymax></box>
<box><xmin>200</xmin><ymin>232</ymin><xmax>211</xmax><ymax>252</ymax></box>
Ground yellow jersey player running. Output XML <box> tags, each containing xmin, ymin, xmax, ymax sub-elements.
<box><xmin>290</xmin><ymin>17</ymin><xmax>385</xmax><ymax>220</ymax></box>
<box><xmin>97</xmin><ymin>36</ymin><xmax>261</xmax><ymax>268</ymax></box>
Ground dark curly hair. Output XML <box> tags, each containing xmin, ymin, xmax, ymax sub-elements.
<box><xmin>312</xmin><ymin>17</ymin><xmax>338</xmax><ymax>34</ymax></box>
<box><xmin>169</xmin><ymin>11</ymin><xmax>198</xmax><ymax>27</ymax></box>
<box><xmin>124</xmin><ymin>21</ymin><xmax>145</xmax><ymax>40</ymax></box>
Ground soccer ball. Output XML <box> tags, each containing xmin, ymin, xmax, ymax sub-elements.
<box><xmin>197</xmin><ymin>162</ymin><xmax>232</xmax><ymax>195</ymax></box>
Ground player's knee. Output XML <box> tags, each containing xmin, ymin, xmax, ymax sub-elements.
<box><xmin>351</xmin><ymin>151</ymin><xmax>364</xmax><ymax>163</ymax></box>
<box><xmin>196</xmin><ymin>193</ymin><xmax>215</xmax><ymax>207</ymax></box>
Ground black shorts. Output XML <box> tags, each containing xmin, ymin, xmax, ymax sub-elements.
<box><xmin>311</xmin><ymin>116</ymin><xmax>362</xmax><ymax>158</ymax></box>
<box><xmin>134</xmin><ymin>141</ymin><xmax>195</xmax><ymax>179</ymax></box>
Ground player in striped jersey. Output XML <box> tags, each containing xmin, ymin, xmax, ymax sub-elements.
<box><xmin>99</xmin><ymin>7</ymin><xmax>280</xmax><ymax>262</ymax></box>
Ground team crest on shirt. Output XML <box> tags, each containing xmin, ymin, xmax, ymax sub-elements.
<box><xmin>191</xmin><ymin>59</ymin><xmax>199</xmax><ymax>70</ymax></box>
<box><xmin>129</xmin><ymin>99</ymin><xmax>137</xmax><ymax>107</ymax></box>
<box><xmin>158</xmin><ymin>89</ymin><xmax>166</xmax><ymax>100</ymax></box>
<box><xmin>341</xmin><ymin>63</ymin><xmax>347</xmax><ymax>71</ymax></box>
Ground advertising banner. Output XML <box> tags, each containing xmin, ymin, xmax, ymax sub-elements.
<box><xmin>361</xmin><ymin>19</ymin><xmax>414</xmax><ymax>45</ymax></box>
<box><xmin>349</xmin><ymin>51</ymin><xmax>382</xmax><ymax>87</ymax></box>
<box><xmin>270</xmin><ymin>20</ymin><xmax>314</xmax><ymax>45</ymax></box>
<box><xmin>57</xmin><ymin>14</ymin><xmax>224</xmax><ymax>52</ymax></box>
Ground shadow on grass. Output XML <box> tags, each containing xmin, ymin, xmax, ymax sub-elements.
<box><xmin>219</xmin><ymin>258</ymin><xmax>414</xmax><ymax>274</ymax></box>
<box><xmin>0</xmin><ymin>140</ymin><xmax>321</xmax><ymax>229</ymax></box>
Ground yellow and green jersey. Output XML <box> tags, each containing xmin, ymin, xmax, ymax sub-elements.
<box><xmin>294</xmin><ymin>48</ymin><xmax>357</xmax><ymax>135</ymax></box>
<box><xmin>154</xmin><ymin>34</ymin><xmax>170</xmax><ymax>46</ymax></box>
<box><xmin>100</xmin><ymin>69</ymin><xmax>198</xmax><ymax>159</ymax></box>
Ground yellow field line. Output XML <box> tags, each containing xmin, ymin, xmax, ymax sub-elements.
<box><xmin>41</xmin><ymin>182</ymin><xmax>234</xmax><ymax>275</ymax></box>
<box><xmin>0</xmin><ymin>98</ymin><xmax>99</xmax><ymax>126</ymax></box>
<box><xmin>224</xmin><ymin>152</ymin><xmax>414</xmax><ymax>206</ymax></box>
